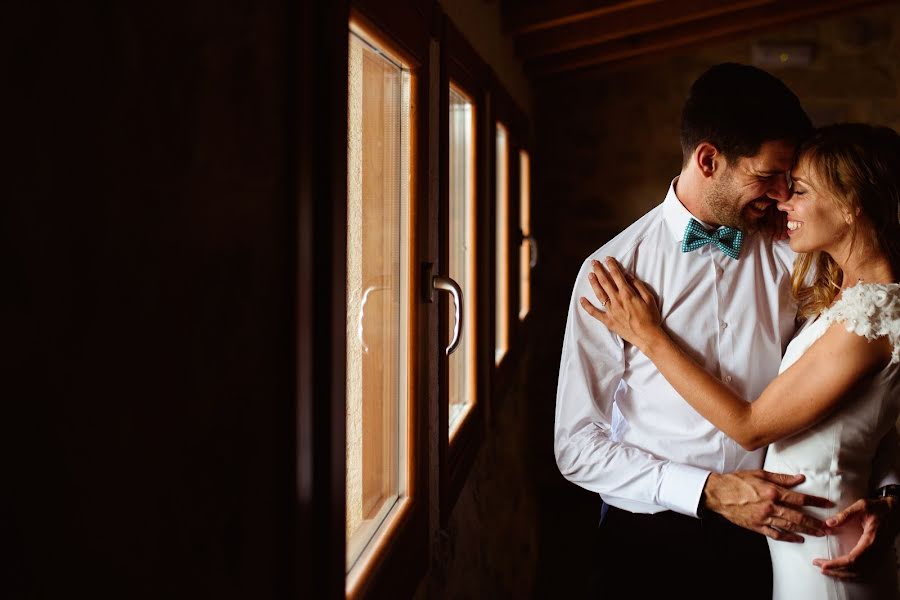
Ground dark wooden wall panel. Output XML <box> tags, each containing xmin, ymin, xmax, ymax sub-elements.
<box><xmin>5</xmin><ymin>2</ymin><xmax>297</xmax><ymax>597</ymax></box>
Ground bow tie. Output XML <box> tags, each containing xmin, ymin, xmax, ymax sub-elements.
<box><xmin>681</xmin><ymin>218</ymin><xmax>743</xmax><ymax>260</ymax></box>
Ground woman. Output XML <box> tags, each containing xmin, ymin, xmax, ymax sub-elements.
<box><xmin>581</xmin><ymin>123</ymin><xmax>900</xmax><ymax>600</ymax></box>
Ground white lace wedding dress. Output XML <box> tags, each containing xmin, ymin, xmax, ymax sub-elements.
<box><xmin>764</xmin><ymin>283</ymin><xmax>900</xmax><ymax>599</ymax></box>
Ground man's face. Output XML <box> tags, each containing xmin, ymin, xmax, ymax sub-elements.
<box><xmin>704</xmin><ymin>139</ymin><xmax>795</xmax><ymax>231</ymax></box>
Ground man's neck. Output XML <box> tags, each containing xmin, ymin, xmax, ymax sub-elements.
<box><xmin>674</xmin><ymin>169</ymin><xmax>717</xmax><ymax>225</ymax></box>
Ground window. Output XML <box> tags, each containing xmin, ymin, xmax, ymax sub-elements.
<box><xmin>518</xmin><ymin>150</ymin><xmax>532</xmax><ymax>320</ymax></box>
<box><xmin>448</xmin><ymin>84</ymin><xmax>477</xmax><ymax>439</ymax></box>
<box><xmin>345</xmin><ymin>26</ymin><xmax>412</xmax><ymax>583</ymax></box>
<box><xmin>494</xmin><ymin>122</ymin><xmax>509</xmax><ymax>364</ymax></box>
<box><xmin>301</xmin><ymin>6</ymin><xmax>534</xmax><ymax>598</ymax></box>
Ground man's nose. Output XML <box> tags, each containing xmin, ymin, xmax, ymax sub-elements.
<box><xmin>767</xmin><ymin>176</ymin><xmax>790</xmax><ymax>201</ymax></box>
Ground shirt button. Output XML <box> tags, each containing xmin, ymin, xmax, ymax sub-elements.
<box><xmin>725</xmin><ymin>375</ymin><xmax>733</xmax><ymax>383</ymax></box>
<box><xmin>721</xmin><ymin>322</ymin><xmax>728</xmax><ymax>329</ymax></box>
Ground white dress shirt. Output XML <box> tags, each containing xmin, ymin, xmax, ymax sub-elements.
<box><xmin>554</xmin><ymin>179</ymin><xmax>798</xmax><ymax>517</ymax></box>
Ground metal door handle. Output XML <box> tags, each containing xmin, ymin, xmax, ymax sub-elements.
<box><xmin>433</xmin><ymin>275</ymin><xmax>463</xmax><ymax>356</ymax></box>
<box><xmin>358</xmin><ymin>278</ymin><xmax>389</xmax><ymax>354</ymax></box>
<box><xmin>525</xmin><ymin>235</ymin><xmax>538</xmax><ymax>268</ymax></box>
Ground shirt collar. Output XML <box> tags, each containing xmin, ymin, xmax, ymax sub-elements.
<box><xmin>663</xmin><ymin>176</ymin><xmax>717</xmax><ymax>243</ymax></box>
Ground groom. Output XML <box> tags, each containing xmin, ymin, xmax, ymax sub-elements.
<box><xmin>554</xmin><ymin>63</ymin><xmax>900</xmax><ymax>598</ymax></box>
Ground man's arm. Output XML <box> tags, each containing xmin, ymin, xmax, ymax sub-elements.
<box><xmin>554</xmin><ymin>257</ymin><xmax>710</xmax><ymax>516</ymax></box>
<box><xmin>563</xmin><ymin>255</ymin><xmax>831</xmax><ymax>539</ymax></box>
<box><xmin>587</xmin><ymin>256</ymin><xmax>890</xmax><ymax>452</ymax></box>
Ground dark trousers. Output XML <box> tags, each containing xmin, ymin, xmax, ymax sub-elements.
<box><xmin>591</xmin><ymin>505</ymin><xmax>772</xmax><ymax>600</ymax></box>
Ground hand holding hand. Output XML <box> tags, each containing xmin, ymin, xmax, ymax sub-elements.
<box><xmin>813</xmin><ymin>496</ymin><xmax>900</xmax><ymax>581</ymax></box>
<box><xmin>703</xmin><ymin>470</ymin><xmax>834</xmax><ymax>542</ymax></box>
<box><xmin>579</xmin><ymin>257</ymin><xmax>663</xmax><ymax>352</ymax></box>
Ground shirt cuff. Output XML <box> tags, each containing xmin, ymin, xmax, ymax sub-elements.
<box><xmin>658</xmin><ymin>463</ymin><xmax>712</xmax><ymax>518</ymax></box>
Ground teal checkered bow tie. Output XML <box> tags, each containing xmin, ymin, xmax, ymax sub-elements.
<box><xmin>682</xmin><ymin>218</ymin><xmax>744</xmax><ymax>260</ymax></box>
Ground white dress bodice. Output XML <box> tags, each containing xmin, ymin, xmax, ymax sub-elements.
<box><xmin>764</xmin><ymin>283</ymin><xmax>900</xmax><ymax>600</ymax></box>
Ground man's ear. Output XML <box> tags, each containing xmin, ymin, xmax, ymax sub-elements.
<box><xmin>694</xmin><ymin>142</ymin><xmax>721</xmax><ymax>178</ymax></box>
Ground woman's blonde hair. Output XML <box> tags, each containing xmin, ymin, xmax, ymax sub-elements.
<box><xmin>791</xmin><ymin>123</ymin><xmax>900</xmax><ymax>318</ymax></box>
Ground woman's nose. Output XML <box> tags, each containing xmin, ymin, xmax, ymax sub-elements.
<box><xmin>776</xmin><ymin>198</ymin><xmax>791</xmax><ymax>212</ymax></box>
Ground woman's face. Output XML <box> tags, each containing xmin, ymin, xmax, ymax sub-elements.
<box><xmin>778</xmin><ymin>155</ymin><xmax>853</xmax><ymax>255</ymax></box>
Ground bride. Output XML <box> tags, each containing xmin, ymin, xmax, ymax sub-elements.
<box><xmin>581</xmin><ymin>123</ymin><xmax>900</xmax><ymax>599</ymax></box>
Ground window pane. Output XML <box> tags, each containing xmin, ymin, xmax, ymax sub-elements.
<box><xmin>518</xmin><ymin>150</ymin><xmax>531</xmax><ymax>320</ymax></box>
<box><xmin>494</xmin><ymin>123</ymin><xmax>509</xmax><ymax>364</ymax></box>
<box><xmin>346</xmin><ymin>30</ymin><xmax>410</xmax><ymax>575</ymax></box>
<box><xmin>448</xmin><ymin>85</ymin><xmax>476</xmax><ymax>439</ymax></box>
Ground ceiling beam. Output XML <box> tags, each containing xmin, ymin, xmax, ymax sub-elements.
<box><xmin>526</xmin><ymin>0</ymin><xmax>887</xmax><ymax>77</ymax></box>
<box><xmin>509</xmin><ymin>0</ymin><xmax>660</xmax><ymax>35</ymax></box>
<box><xmin>516</xmin><ymin>0</ymin><xmax>778</xmax><ymax>60</ymax></box>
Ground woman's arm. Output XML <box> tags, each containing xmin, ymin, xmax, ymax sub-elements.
<box><xmin>581</xmin><ymin>257</ymin><xmax>891</xmax><ymax>451</ymax></box>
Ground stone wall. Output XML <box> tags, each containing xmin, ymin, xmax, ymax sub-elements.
<box><xmin>416</xmin><ymin>350</ymin><xmax>540</xmax><ymax>599</ymax></box>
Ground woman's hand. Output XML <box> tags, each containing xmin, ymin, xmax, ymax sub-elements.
<box><xmin>813</xmin><ymin>496</ymin><xmax>900</xmax><ymax>581</ymax></box>
<box><xmin>579</xmin><ymin>257</ymin><xmax>664</xmax><ymax>352</ymax></box>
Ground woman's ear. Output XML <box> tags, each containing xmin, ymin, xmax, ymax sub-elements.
<box><xmin>694</xmin><ymin>142</ymin><xmax>722</xmax><ymax>178</ymax></box>
<box><xmin>843</xmin><ymin>209</ymin><xmax>855</xmax><ymax>225</ymax></box>
<box><xmin>843</xmin><ymin>205</ymin><xmax>862</xmax><ymax>224</ymax></box>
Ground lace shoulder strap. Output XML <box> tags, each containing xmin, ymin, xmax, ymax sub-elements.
<box><xmin>821</xmin><ymin>283</ymin><xmax>900</xmax><ymax>365</ymax></box>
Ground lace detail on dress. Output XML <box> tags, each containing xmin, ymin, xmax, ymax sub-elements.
<box><xmin>821</xmin><ymin>283</ymin><xmax>900</xmax><ymax>365</ymax></box>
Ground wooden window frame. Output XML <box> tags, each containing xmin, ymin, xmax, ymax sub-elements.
<box><xmin>518</xmin><ymin>147</ymin><xmax>533</xmax><ymax>323</ymax></box>
<box><xmin>343</xmin><ymin>3</ymin><xmax>433</xmax><ymax>599</ymax></box>
<box><xmin>489</xmin><ymin>80</ymin><xmax>533</xmax><ymax>397</ymax></box>
<box><xmin>438</xmin><ymin>16</ymin><xmax>490</xmax><ymax>522</ymax></box>
<box><xmin>493</xmin><ymin>118</ymin><xmax>511</xmax><ymax>366</ymax></box>
<box><xmin>299</xmin><ymin>2</ymin><xmax>533</xmax><ymax>597</ymax></box>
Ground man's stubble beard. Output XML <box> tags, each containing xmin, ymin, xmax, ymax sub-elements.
<box><xmin>705</xmin><ymin>169</ymin><xmax>760</xmax><ymax>233</ymax></box>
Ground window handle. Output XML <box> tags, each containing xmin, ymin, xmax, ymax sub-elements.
<box><xmin>358</xmin><ymin>277</ymin><xmax>390</xmax><ymax>354</ymax></box>
<box><xmin>433</xmin><ymin>275</ymin><xmax>463</xmax><ymax>356</ymax></box>
<box><xmin>525</xmin><ymin>235</ymin><xmax>539</xmax><ymax>268</ymax></box>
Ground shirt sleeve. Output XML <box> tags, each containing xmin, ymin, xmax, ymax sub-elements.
<box><xmin>553</xmin><ymin>256</ymin><xmax>711</xmax><ymax>517</ymax></box>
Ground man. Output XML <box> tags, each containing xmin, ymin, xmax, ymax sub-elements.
<box><xmin>554</xmin><ymin>63</ymin><xmax>900</xmax><ymax>598</ymax></box>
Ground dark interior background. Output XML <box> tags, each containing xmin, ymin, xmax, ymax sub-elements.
<box><xmin>6</xmin><ymin>1</ymin><xmax>900</xmax><ymax>599</ymax></box>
